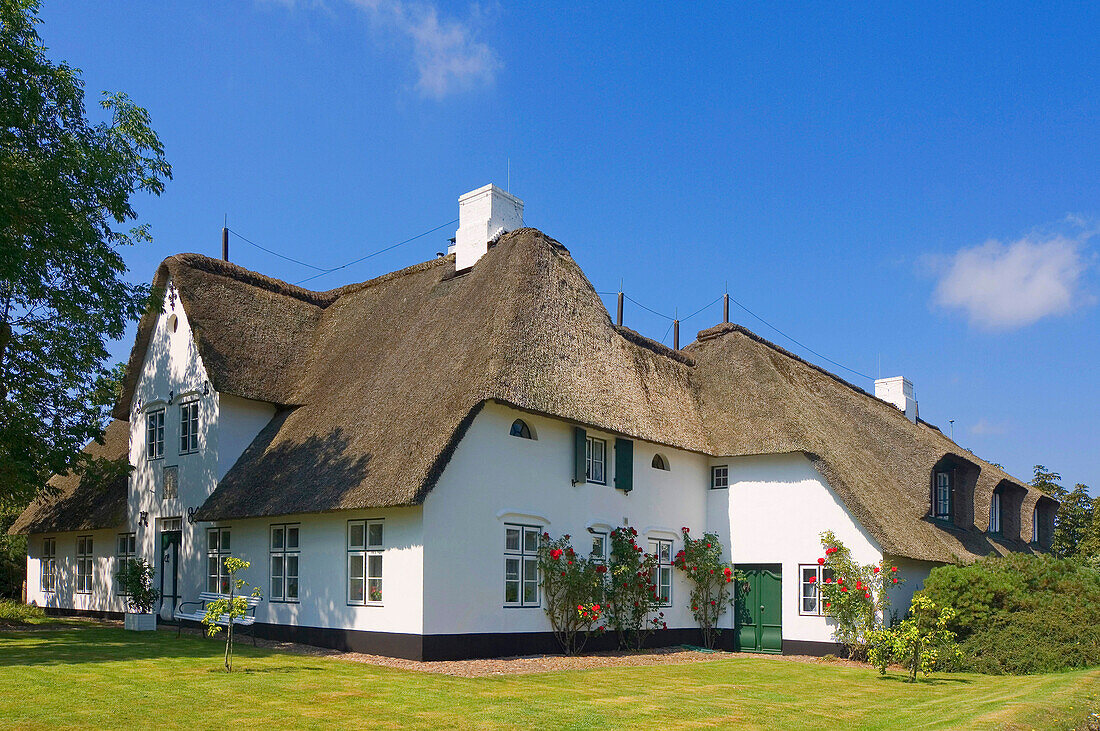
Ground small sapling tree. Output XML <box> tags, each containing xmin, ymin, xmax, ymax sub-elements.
<box><xmin>673</xmin><ymin>527</ymin><xmax>743</xmax><ymax>649</ymax></box>
<box><xmin>868</xmin><ymin>593</ymin><xmax>962</xmax><ymax>681</ymax></box>
<box><xmin>537</xmin><ymin>532</ymin><xmax>604</xmax><ymax>655</ymax></box>
<box><xmin>201</xmin><ymin>557</ymin><xmax>261</xmax><ymax>672</ymax></box>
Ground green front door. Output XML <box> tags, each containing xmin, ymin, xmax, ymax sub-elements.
<box><xmin>734</xmin><ymin>564</ymin><xmax>783</xmax><ymax>653</ymax></box>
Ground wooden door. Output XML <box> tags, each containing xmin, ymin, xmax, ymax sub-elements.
<box><xmin>734</xmin><ymin>564</ymin><xmax>783</xmax><ymax>653</ymax></box>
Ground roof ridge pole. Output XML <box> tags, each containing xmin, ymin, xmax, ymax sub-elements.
<box><xmin>673</xmin><ymin>309</ymin><xmax>680</xmax><ymax>350</ymax></box>
<box><xmin>723</xmin><ymin>292</ymin><xmax>730</xmax><ymax>323</ymax></box>
<box><xmin>617</xmin><ymin>290</ymin><xmax>624</xmax><ymax>326</ymax></box>
<box><xmin>222</xmin><ymin>221</ymin><xmax>229</xmax><ymax>262</ymax></box>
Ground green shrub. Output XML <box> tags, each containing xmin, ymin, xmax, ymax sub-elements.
<box><xmin>921</xmin><ymin>554</ymin><xmax>1100</xmax><ymax>674</ymax></box>
<box><xmin>0</xmin><ymin>600</ymin><xmax>45</xmax><ymax>625</ymax></box>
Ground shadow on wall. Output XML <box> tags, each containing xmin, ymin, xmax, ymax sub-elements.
<box><xmin>202</xmin><ymin>420</ymin><xmax>373</xmax><ymax>518</ymax></box>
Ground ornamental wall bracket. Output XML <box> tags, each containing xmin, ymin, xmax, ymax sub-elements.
<box><xmin>187</xmin><ymin>507</ymin><xmax>197</xmax><ymax>525</ymax></box>
<box><xmin>139</xmin><ymin>511</ymin><xmax>148</xmax><ymax>527</ymax></box>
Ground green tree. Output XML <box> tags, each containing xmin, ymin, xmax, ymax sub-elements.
<box><xmin>201</xmin><ymin>558</ymin><xmax>261</xmax><ymax>672</ymax></box>
<box><xmin>868</xmin><ymin>594</ymin><xmax>962</xmax><ymax>681</ymax></box>
<box><xmin>1031</xmin><ymin>465</ymin><xmax>1064</xmax><ymax>499</ymax></box>
<box><xmin>1052</xmin><ymin>484</ymin><xmax>1095</xmax><ymax>559</ymax></box>
<box><xmin>0</xmin><ymin>0</ymin><xmax>170</xmax><ymax>505</ymax></box>
<box><xmin>1076</xmin><ymin>489</ymin><xmax>1100</xmax><ymax>562</ymax></box>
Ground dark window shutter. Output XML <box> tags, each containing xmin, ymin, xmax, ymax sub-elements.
<box><xmin>573</xmin><ymin>427</ymin><xmax>587</xmax><ymax>485</ymax></box>
<box><xmin>615</xmin><ymin>438</ymin><xmax>633</xmax><ymax>492</ymax></box>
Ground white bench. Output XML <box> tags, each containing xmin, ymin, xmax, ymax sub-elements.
<box><xmin>175</xmin><ymin>591</ymin><xmax>263</xmax><ymax>645</ymax></box>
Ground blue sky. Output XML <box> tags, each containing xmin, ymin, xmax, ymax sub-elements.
<box><xmin>39</xmin><ymin>2</ymin><xmax>1098</xmax><ymax>493</ymax></box>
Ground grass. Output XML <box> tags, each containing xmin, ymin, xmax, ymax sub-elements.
<box><xmin>0</xmin><ymin>599</ymin><xmax>47</xmax><ymax>626</ymax></box>
<box><xmin>0</xmin><ymin>624</ymin><xmax>1097</xmax><ymax>730</ymax></box>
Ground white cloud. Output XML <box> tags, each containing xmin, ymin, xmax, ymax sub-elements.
<box><xmin>932</xmin><ymin>223</ymin><xmax>1094</xmax><ymax>330</ymax></box>
<box><xmin>280</xmin><ymin>0</ymin><xmax>500</xmax><ymax>98</ymax></box>
<box><xmin>969</xmin><ymin>418</ymin><xmax>1008</xmax><ymax>436</ymax></box>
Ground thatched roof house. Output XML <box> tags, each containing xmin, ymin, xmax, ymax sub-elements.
<box><xmin>15</xmin><ymin>224</ymin><xmax>1051</xmax><ymax>567</ymax></box>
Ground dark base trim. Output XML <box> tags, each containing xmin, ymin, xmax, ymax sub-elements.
<box><xmin>41</xmin><ymin>608</ymin><xmax>846</xmax><ymax>661</ymax></box>
<box><xmin>43</xmin><ymin>606</ymin><xmax>124</xmax><ymax>621</ymax></box>
<box><xmin>782</xmin><ymin>639</ymin><xmax>846</xmax><ymax>657</ymax></box>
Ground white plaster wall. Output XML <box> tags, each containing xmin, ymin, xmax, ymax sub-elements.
<box><xmin>421</xmin><ymin>402</ymin><xmax>712</xmax><ymax>636</ymax></box>
<box><xmin>715</xmin><ymin>453</ymin><xmax>884</xmax><ymax>644</ymax></box>
<box><xmin>24</xmin><ymin>529</ymin><xmax>128</xmax><ymax>613</ymax></box>
<box><xmin>885</xmin><ymin>557</ymin><xmax>934</xmax><ymax>622</ymax></box>
<box><xmin>197</xmin><ymin>507</ymin><xmax>424</xmax><ymax>634</ymax></box>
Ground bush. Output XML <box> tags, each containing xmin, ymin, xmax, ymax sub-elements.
<box><xmin>868</xmin><ymin>594</ymin><xmax>962</xmax><ymax>681</ymax></box>
<box><xmin>922</xmin><ymin>554</ymin><xmax>1100</xmax><ymax>674</ymax></box>
<box><xmin>115</xmin><ymin>558</ymin><xmax>160</xmax><ymax>614</ymax></box>
<box><xmin>673</xmin><ymin>527</ymin><xmax>741</xmax><ymax>649</ymax></box>
<box><xmin>0</xmin><ymin>599</ymin><xmax>44</xmax><ymax>625</ymax></box>
<box><xmin>536</xmin><ymin>532</ymin><xmax>603</xmax><ymax>655</ymax></box>
<box><xmin>603</xmin><ymin>526</ymin><xmax>666</xmax><ymax>650</ymax></box>
<box><xmin>818</xmin><ymin>531</ymin><xmax>902</xmax><ymax>660</ymax></box>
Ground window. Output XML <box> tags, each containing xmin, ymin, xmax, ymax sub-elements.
<box><xmin>1032</xmin><ymin>507</ymin><xmax>1040</xmax><ymax>545</ymax></box>
<box><xmin>270</xmin><ymin>524</ymin><xmax>300</xmax><ymax>602</ymax></box>
<box><xmin>116</xmin><ymin>533</ymin><xmax>136</xmax><ymax>595</ymax></box>
<box><xmin>76</xmin><ymin>536</ymin><xmax>93</xmax><ymax>594</ymax></box>
<box><xmin>348</xmin><ymin>520</ymin><xmax>383</xmax><ymax>604</ymax></box>
<box><xmin>989</xmin><ymin>491</ymin><xmax>1002</xmax><ymax>535</ymax></box>
<box><xmin>712</xmin><ymin>465</ymin><xmax>728</xmax><ymax>489</ymax></box>
<box><xmin>207</xmin><ymin>527</ymin><xmax>231</xmax><ymax>593</ymax></box>
<box><xmin>649</xmin><ymin>539</ymin><xmax>673</xmax><ymax>606</ymax></box>
<box><xmin>933</xmin><ymin>471</ymin><xmax>952</xmax><ymax>519</ymax></box>
<box><xmin>146</xmin><ymin>408</ymin><xmax>165</xmax><ymax>460</ymax></box>
<box><xmin>504</xmin><ymin>524</ymin><xmax>541</xmax><ymax>607</ymax></box>
<box><xmin>651</xmin><ymin>454</ymin><xmax>669</xmax><ymax>471</ymax></box>
<box><xmin>799</xmin><ymin>564</ymin><xmax>835</xmax><ymax>616</ymax></box>
<box><xmin>590</xmin><ymin>531</ymin><xmax>608</xmax><ymax>565</ymax></box>
<box><xmin>160</xmin><ymin>516</ymin><xmax>182</xmax><ymax>532</ymax></box>
<box><xmin>163</xmin><ymin>465</ymin><xmax>178</xmax><ymax>500</ymax></box>
<box><xmin>586</xmin><ymin>436</ymin><xmax>606</xmax><ymax>484</ymax></box>
<box><xmin>40</xmin><ymin>538</ymin><xmax>57</xmax><ymax>593</ymax></box>
<box><xmin>509</xmin><ymin>419</ymin><xmax>533</xmax><ymax>439</ymax></box>
<box><xmin>179</xmin><ymin>401</ymin><xmax>199</xmax><ymax>454</ymax></box>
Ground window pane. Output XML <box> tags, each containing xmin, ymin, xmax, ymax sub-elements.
<box><xmin>208</xmin><ymin>530</ymin><xmax>219</xmax><ymax>551</ymax></box>
<box><xmin>505</xmin><ymin>557</ymin><xmax>520</xmax><ymax>582</ymax></box>
<box><xmin>523</xmin><ymin>557</ymin><xmax>539</xmax><ymax>603</ymax></box>
<box><xmin>349</xmin><ymin>554</ymin><xmax>365</xmax><ymax>580</ymax></box>
<box><xmin>368</xmin><ymin>578</ymin><xmax>382</xmax><ymax>603</ymax></box>
<box><xmin>287</xmin><ymin>527</ymin><xmax>299</xmax><ymax>549</ymax></box>
<box><xmin>349</xmin><ymin>578</ymin><xmax>365</xmax><ymax>603</ymax></box>
<box><xmin>220</xmin><ymin>530</ymin><xmax>230</xmax><ymax>552</ymax></box>
<box><xmin>271</xmin><ymin>578</ymin><xmax>283</xmax><ymax>601</ymax></box>
<box><xmin>367</xmin><ymin>523</ymin><xmax>383</xmax><ymax>547</ymax></box>
<box><xmin>523</xmin><ymin>528</ymin><xmax>539</xmax><ymax>553</ymax></box>
<box><xmin>271</xmin><ymin>527</ymin><xmax>284</xmax><ymax>550</ymax></box>
<box><xmin>271</xmin><ymin>555</ymin><xmax>284</xmax><ymax>578</ymax></box>
<box><xmin>504</xmin><ymin>580</ymin><xmax>519</xmax><ymax>604</ymax></box>
<box><xmin>349</xmin><ymin>522</ymin><xmax>365</xmax><ymax>549</ymax></box>
<box><xmin>286</xmin><ymin>555</ymin><xmax>298</xmax><ymax>578</ymax></box>
<box><xmin>367</xmin><ymin>554</ymin><xmax>382</xmax><ymax>579</ymax></box>
<box><xmin>286</xmin><ymin>577</ymin><xmax>298</xmax><ymax>600</ymax></box>
<box><xmin>505</xmin><ymin>527</ymin><xmax>520</xmax><ymax>552</ymax></box>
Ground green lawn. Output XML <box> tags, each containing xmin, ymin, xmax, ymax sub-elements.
<box><xmin>0</xmin><ymin>625</ymin><xmax>1097</xmax><ymax>730</ymax></box>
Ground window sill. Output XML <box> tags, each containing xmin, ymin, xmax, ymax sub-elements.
<box><xmin>347</xmin><ymin>602</ymin><xmax>384</xmax><ymax>608</ymax></box>
<box><xmin>503</xmin><ymin>604</ymin><xmax>541</xmax><ymax>609</ymax></box>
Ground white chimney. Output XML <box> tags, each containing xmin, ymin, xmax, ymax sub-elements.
<box><xmin>874</xmin><ymin>376</ymin><xmax>918</xmax><ymax>423</ymax></box>
<box><xmin>453</xmin><ymin>184</ymin><xmax>524</xmax><ymax>270</ymax></box>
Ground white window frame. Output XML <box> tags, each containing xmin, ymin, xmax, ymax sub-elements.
<box><xmin>649</xmin><ymin>538</ymin><xmax>673</xmax><ymax>607</ymax></box>
<box><xmin>206</xmin><ymin>527</ymin><xmax>231</xmax><ymax>594</ymax></box>
<box><xmin>75</xmin><ymin>535</ymin><xmax>93</xmax><ymax>594</ymax></box>
<box><xmin>347</xmin><ymin>519</ymin><xmax>383</xmax><ymax>606</ymax></box>
<box><xmin>712</xmin><ymin>465</ymin><xmax>729</xmax><ymax>489</ymax></box>
<box><xmin>504</xmin><ymin>524</ymin><xmax>541</xmax><ymax>608</ymax></box>
<box><xmin>269</xmin><ymin>523</ymin><xmax>300</xmax><ymax>603</ymax></box>
<box><xmin>798</xmin><ymin>564</ymin><xmax>835</xmax><ymax>616</ymax></box>
<box><xmin>586</xmin><ymin>436</ymin><xmax>607</xmax><ymax>485</ymax></box>
<box><xmin>590</xmin><ymin>531</ymin><xmax>608</xmax><ymax>565</ymax></box>
<box><xmin>115</xmin><ymin>533</ymin><xmax>136</xmax><ymax>595</ymax></box>
<box><xmin>934</xmin><ymin>471</ymin><xmax>952</xmax><ymax>519</ymax></box>
<box><xmin>179</xmin><ymin>400</ymin><xmax>199</xmax><ymax>455</ymax></box>
<box><xmin>1032</xmin><ymin>507</ymin><xmax>1040</xmax><ymax>544</ymax></box>
<box><xmin>989</xmin><ymin>491</ymin><xmax>1002</xmax><ymax>535</ymax></box>
<box><xmin>40</xmin><ymin>538</ymin><xmax>57</xmax><ymax>593</ymax></box>
<box><xmin>146</xmin><ymin>408</ymin><xmax>165</xmax><ymax>460</ymax></box>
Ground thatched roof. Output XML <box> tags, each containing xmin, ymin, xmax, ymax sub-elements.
<box><xmin>19</xmin><ymin>228</ymin><xmax>1047</xmax><ymax>563</ymax></box>
<box><xmin>9</xmin><ymin>420</ymin><xmax>130</xmax><ymax>534</ymax></box>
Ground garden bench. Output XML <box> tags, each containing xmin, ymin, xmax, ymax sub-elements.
<box><xmin>174</xmin><ymin>591</ymin><xmax>262</xmax><ymax>645</ymax></box>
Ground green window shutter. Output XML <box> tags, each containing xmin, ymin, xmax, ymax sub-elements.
<box><xmin>614</xmin><ymin>438</ymin><xmax>633</xmax><ymax>492</ymax></box>
<box><xmin>573</xmin><ymin>427</ymin><xmax>587</xmax><ymax>485</ymax></box>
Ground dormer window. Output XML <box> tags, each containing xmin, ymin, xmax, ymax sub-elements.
<box><xmin>989</xmin><ymin>490</ymin><xmax>1002</xmax><ymax>534</ymax></box>
<box><xmin>933</xmin><ymin>471</ymin><xmax>952</xmax><ymax>519</ymax></box>
<box><xmin>1032</xmin><ymin>507</ymin><xmax>1040</xmax><ymax>545</ymax></box>
<box><xmin>509</xmin><ymin>419</ymin><xmax>533</xmax><ymax>439</ymax></box>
